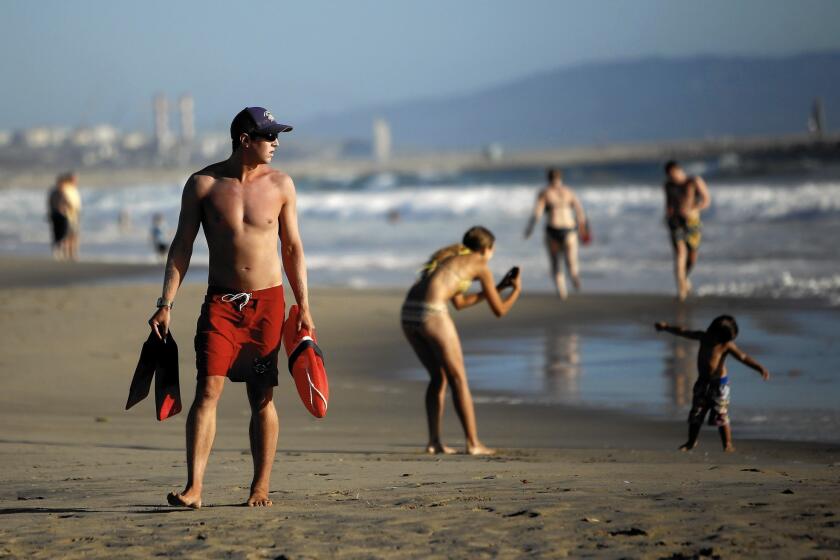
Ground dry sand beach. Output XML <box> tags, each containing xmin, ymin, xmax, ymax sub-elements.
<box><xmin>1</xmin><ymin>257</ymin><xmax>839</xmax><ymax>559</ymax></box>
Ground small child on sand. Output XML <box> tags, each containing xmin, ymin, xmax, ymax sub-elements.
<box><xmin>655</xmin><ymin>315</ymin><xmax>770</xmax><ymax>452</ymax></box>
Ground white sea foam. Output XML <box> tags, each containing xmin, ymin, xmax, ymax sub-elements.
<box><xmin>2</xmin><ymin>179</ymin><xmax>839</xmax><ymax>301</ymax></box>
<box><xmin>697</xmin><ymin>272</ymin><xmax>840</xmax><ymax>304</ymax></box>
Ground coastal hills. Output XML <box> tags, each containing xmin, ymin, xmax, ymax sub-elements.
<box><xmin>300</xmin><ymin>51</ymin><xmax>840</xmax><ymax>150</ymax></box>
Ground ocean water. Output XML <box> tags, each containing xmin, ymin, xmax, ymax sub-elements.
<box><xmin>402</xmin><ymin>311</ymin><xmax>840</xmax><ymax>444</ymax></box>
<box><xmin>1</xmin><ymin>166</ymin><xmax>839</xmax><ymax>302</ymax></box>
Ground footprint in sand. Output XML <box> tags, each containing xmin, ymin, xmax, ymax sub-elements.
<box><xmin>504</xmin><ymin>509</ymin><xmax>540</xmax><ymax>518</ymax></box>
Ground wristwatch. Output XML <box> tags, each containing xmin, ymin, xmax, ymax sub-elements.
<box><xmin>156</xmin><ymin>297</ymin><xmax>174</xmax><ymax>309</ymax></box>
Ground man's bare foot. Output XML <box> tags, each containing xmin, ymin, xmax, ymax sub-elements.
<box><xmin>247</xmin><ymin>489</ymin><xmax>273</xmax><ymax>507</ymax></box>
<box><xmin>467</xmin><ymin>443</ymin><xmax>496</xmax><ymax>456</ymax></box>
<box><xmin>679</xmin><ymin>442</ymin><xmax>697</xmax><ymax>452</ymax></box>
<box><xmin>425</xmin><ymin>442</ymin><xmax>457</xmax><ymax>455</ymax></box>
<box><xmin>167</xmin><ymin>491</ymin><xmax>201</xmax><ymax>509</ymax></box>
<box><xmin>723</xmin><ymin>444</ymin><xmax>736</xmax><ymax>453</ymax></box>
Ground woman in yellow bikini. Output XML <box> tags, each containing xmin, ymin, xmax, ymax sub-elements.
<box><xmin>401</xmin><ymin>226</ymin><xmax>522</xmax><ymax>455</ymax></box>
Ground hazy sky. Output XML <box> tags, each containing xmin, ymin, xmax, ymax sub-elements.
<box><xmin>2</xmin><ymin>0</ymin><xmax>839</xmax><ymax>132</ymax></box>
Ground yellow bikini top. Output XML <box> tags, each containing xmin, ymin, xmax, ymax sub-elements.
<box><xmin>421</xmin><ymin>247</ymin><xmax>473</xmax><ymax>294</ymax></box>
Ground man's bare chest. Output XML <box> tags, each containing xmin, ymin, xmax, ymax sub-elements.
<box><xmin>202</xmin><ymin>185</ymin><xmax>282</xmax><ymax>231</ymax></box>
<box><xmin>545</xmin><ymin>190</ymin><xmax>569</xmax><ymax>209</ymax></box>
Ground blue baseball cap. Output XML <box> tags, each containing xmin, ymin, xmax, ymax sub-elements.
<box><xmin>230</xmin><ymin>107</ymin><xmax>293</xmax><ymax>139</ymax></box>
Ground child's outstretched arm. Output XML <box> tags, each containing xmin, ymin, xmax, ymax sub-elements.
<box><xmin>654</xmin><ymin>322</ymin><xmax>704</xmax><ymax>340</ymax></box>
<box><xmin>727</xmin><ymin>342</ymin><xmax>770</xmax><ymax>380</ymax></box>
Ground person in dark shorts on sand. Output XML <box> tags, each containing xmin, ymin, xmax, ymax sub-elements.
<box><xmin>655</xmin><ymin>315</ymin><xmax>770</xmax><ymax>452</ymax></box>
<box><xmin>148</xmin><ymin>106</ymin><xmax>314</xmax><ymax>508</ymax></box>
<box><xmin>524</xmin><ymin>168</ymin><xmax>588</xmax><ymax>299</ymax></box>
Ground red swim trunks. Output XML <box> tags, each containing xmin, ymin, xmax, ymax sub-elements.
<box><xmin>194</xmin><ymin>285</ymin><xmax>285</xmax><ymax>386</ymax></box>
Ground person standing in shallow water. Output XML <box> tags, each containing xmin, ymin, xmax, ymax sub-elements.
<box><xmin>47</xmin><ymin>174</ymin><xmax>71</xmax><ymax>260</ymax></box>
<box><xmin>148</xmin><ymin>107</ymin><xmax>314</xmax><ymax>508</ymax></box>
<box><xmin>663</xmin><ymin>160</ymin><xmax>711</xmax><ymax>301</ymax></box>
<box><xmin>401</xmin><ymin>226</ymin><xmax>522</xmax><ymax>455</ymax></box>
<box><xmin>62</xmin><ymin>172</ymin><xmax>82</xmax><ymax>261</ymax></box>
<box><xmin>524</xmin><ymin>168</ymin><xmax>588</xmax><ymax>299</ymax></box>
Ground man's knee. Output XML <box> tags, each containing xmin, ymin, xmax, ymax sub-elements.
<box><xmin>195</xmin><ymin>376</ymin><xmax>225</xmax><ymax>405</ymax></box>
<box><xmin>247</xmin><ymin>385</ymin><xmax>275</xmax><ymax>411</ymax></box>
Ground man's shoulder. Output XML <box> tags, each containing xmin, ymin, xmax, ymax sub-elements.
<box><xmin>263</xmin><ymin>167</ymin><xmax>293</xmax><ymax>188</ymax></box>
<box><xmin>191</xmin><ymin>161</ymin><xmax>227</xmax><ymax>183</ymax></box>
<box><xmin>185</xmin><ymin>162</ymin><xmax>230</xmax><ymax>194</ymax></box>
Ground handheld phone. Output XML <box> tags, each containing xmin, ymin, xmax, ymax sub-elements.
<box><xmin>499</xmin><ymin>266</ymin><xmax>520</xmax><ymax>288</ymax></box>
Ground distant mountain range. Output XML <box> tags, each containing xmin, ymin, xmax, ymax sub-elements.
<box><xmin>298</xmin><ymin>52</ymin><xmax>840</xmax><ymax>150</ymax></box>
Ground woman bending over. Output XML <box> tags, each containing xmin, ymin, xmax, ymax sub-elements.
<box><xmin>401</xmin><ymin>226</ymin><xmax>522</xmax><ymax>455</ymax></box>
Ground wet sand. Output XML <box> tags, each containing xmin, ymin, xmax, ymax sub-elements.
<box><xmin>1</xmin><ymin>256</ymin><xmax>838</xmax><ymax>558</ymax></box>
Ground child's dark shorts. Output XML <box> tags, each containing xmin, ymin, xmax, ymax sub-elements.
<box><xmin>194</xmin><ymin>285</ymin><xmax>285</xmax><ymax>387</ymax></box>
<box><xmin>688</xmin><ymin>377</ymin><xmax>730</xmax><ymax>427</ymax></box>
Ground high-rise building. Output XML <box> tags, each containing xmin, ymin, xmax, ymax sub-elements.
<box><xmin>372</xmin><ymin>117</ymin><xmax>391</xmax><ymax>163</ymax></box>
<box><xmin>179</xmin><ymin>94</ymin><xmax>195</xmax><ymax>143</ymax></box>
<box><xmin>153</xmin><ymin>93</ymin><xmax>172</xmax><ymax>156</ymax></box>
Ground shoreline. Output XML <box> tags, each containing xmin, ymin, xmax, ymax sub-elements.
<box><xmin>1</xmin><ymin>254</ymin><xmax>836</xmax><ymax>309</ymax></box>
<box><xmin>2</xmin><ymin>254</ymin><xmax>838</xmax><ymax>447</ymax></box>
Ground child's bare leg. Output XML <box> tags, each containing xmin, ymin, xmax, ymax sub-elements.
<box><xmin>719</xmin><ymin>424</ymin><xmax>735</xmax><ymax>452</ymax></box>
<box><xmin>680</xmin><ymin>422</ymin><xmax>702</xmax><ymax>451</ymax></box>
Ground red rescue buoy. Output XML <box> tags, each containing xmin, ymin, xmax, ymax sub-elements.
<box><xmin>282</xmin><ymin>305</ymin><xmax>329</xmax><ymax>418</ymax></box>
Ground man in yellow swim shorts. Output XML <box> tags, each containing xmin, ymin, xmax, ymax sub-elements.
<box><xmin>663</xmin><ymin>160</ymin><xmax>711</xmax><ymax>301</ymax></box>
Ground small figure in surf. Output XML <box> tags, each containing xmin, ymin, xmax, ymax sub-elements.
<box><xmin>63</xmin><ymin>172</ymin><xmax>82</xmax><ymax>261</ymax></box>
<box><xmin>47</xmin><ymin>174</ymin><xmax>71</xmax><ymax>260</ymax></box>
<box><xmin>663</xmin><ymin>160</ymin><xmax>710</xmax><ymax>301</ymax></box>
<box><xmin>148</xmin><ymin>107</ymin><xmax>313</xmax><ymax>508</ymax></box>
<box><xmin>150</xmin><ymin>212</ymin><xmax>169</xmax><ymax>261</ymax></box>
<box><xmin>401</xmin><ymin>226</ymin><xmax>522</xmax><ymax>456</ymax></box>
<box><xmin>524</xmin><ymin>168</ymin><xmax>588</xmax><ymax>299</ymax></box>
<box><xmin>46</xmin><ymin>172</ymin><xmax>81</xmax><ymax>261</ymax></box>
<box><xmin>655</xmin><ymin>315</ymin><xmax>770</xmax><ymax>453</ymax></box>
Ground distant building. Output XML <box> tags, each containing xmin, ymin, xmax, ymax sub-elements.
<box><xmin>372</xmin><ymin>117</ymin><xmax>391</xmax><ymax>163</ymax></box>
<box><xmin>121</xmin><ymin>131</ymin><xmax>148</xmax><ymax>151</ymax></box>
<box><xmin>483</xmin><ymin>142</ymin><xmax>504</xmax><ymax>162</ymax></box>
<box><xmin>153</xmin><ymin>93</ymin><xmax>173</xmax><ymax>156</ymax></box>
<box><xmin>179</xmin><ymin>94</ymin><xmax>195</xmax><ymax>143</ymax></box>
<box><xmin>16</xmin><ymin>127</ymin><xmax>68</xmax><ymax>148</ymax></box>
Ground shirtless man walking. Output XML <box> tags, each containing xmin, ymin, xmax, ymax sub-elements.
<box><xmin>524</xmin><ymin>168</ymin><xmax>587</xmax><ymax>299</ymax></box>
<box><xmin>148</xmin><ymin>107</ymin><xmax>314</xmax><ymax>508</ymax></box>
<box><xmin>663</xmin><ymin>160</ymin><xmax>711</xmax><ymax>301</ymax></box>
